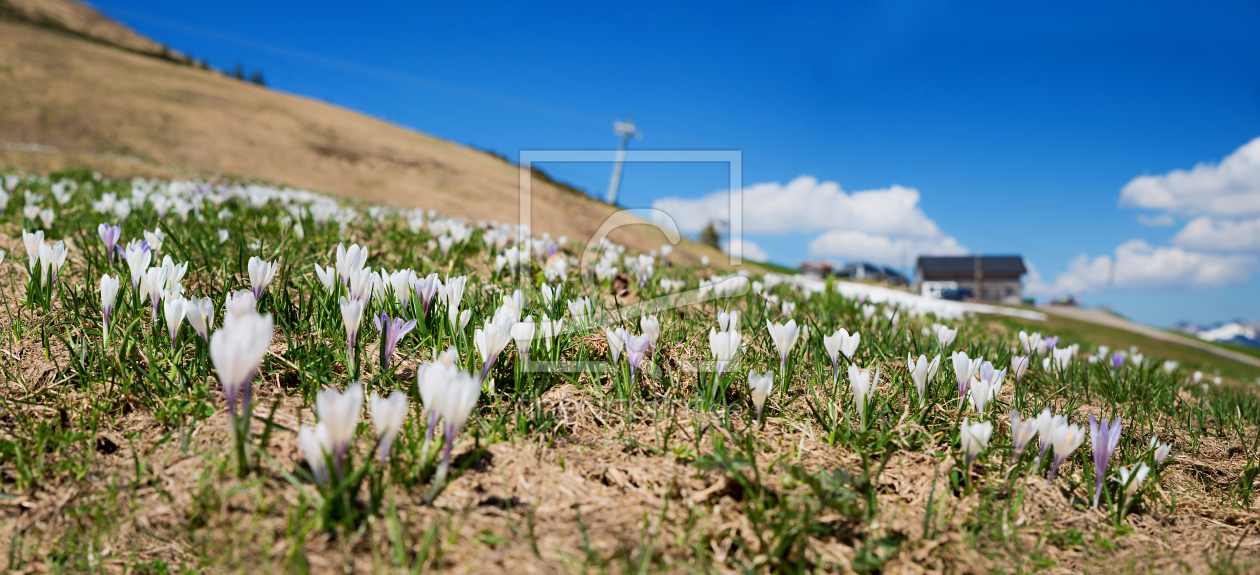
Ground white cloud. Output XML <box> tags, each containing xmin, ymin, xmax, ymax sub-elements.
<box><xmin>652</xmin><ymin>176</ymin><xmax>944</xmax><ymax>237</ymax></box>
<box><xmin>723</xmin><ymin>238</ymin><xmax>768</xmax><ymax>262</ymax></box>
<box><xmin>1137</xmin><ymin>213</ymin><xmax>1175</xmax><ymax>227</ymax></box>
<box><xmin>1036</xmin><ymin>239</ymin><xmax>1253</xmax><ymax>295</ymax></box>
<box><xmin>653</xmin><ymin>175</ymin><xmax>963</xmax><ymax>265</ymax></box>
<box><xmin>1035</xmin><ymin>136</ymin><xmax>1260</xmax><ymax>298</ymax></box>
<box><xmin>807</xmin><ymin>230</ymin><xmax>967</xmax><ymax>267</ymax></box>
<box><xmin>1172</xmin><ymin>216</ymin><xmax>1260</xmax><ymax>252</ymax></box>
<box><xmin>1119</xmin><ymin>136</ymin><xmax>1260</xmax><ymax>218</ymax></box>
<box><xmin>1022</xmin><ymin>260</ymin><xmax>1052</xmax><ymax>295</ymax></box>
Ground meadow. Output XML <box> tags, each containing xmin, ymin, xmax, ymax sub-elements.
<box><xmin>0</xmin><ymin>168</ymin><xmax>1258</xmax><ymax>574</ymax></box>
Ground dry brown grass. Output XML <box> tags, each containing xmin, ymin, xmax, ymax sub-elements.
<box><xmin>0</xmin><ymin>0</ymin><xmax>174</xmax><ymax>57</ymax></box>
<box><xmin>4</xmin><ymin>372</ymin><xmax>1260</xmax><ymax>573</ymax></box>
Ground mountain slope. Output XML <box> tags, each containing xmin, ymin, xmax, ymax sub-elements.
<box><xmin>0</xmin><ymin>13</ymin><xmax>726</xmax><ymax>264</ymax></box>
<box><xmin>0</xmin><ymin>0</ymin><xmax>182</xmax><ymax>60</ymax></box>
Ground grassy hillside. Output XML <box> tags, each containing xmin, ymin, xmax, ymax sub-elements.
<box><xmin>0</xmin><ymin>14</ymin><xmax>732</xmax><ymax>266</ymax></box>
<box><xmin>3</xmin><ymin>170</ymin><xmax>1259</xmax><ymax>572</ymax></box>
<box><xmin>0</xmin><ymin>0</ymin><xmax>183</xmax><ymax>60</ymax></box>
<box><xmin>988</xmin><ymin>313</ymin><xmax>1260</xmax><ymax>380</ymax></box>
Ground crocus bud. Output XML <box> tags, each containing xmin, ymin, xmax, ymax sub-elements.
<box><xmin>748</xmin><ymin>370</ymin><xmax>773</xmax><ymax>419</ymax></box>
<box><xmin>316</xmin><ymin>382</ymin><xmax>364</xmax><ymax>477</ymax></box>
<box><xmin>961</xmin><ymin>418</ymin><xmax>993</xmax><ymax>466</ymax></box>
<box><xmin>369</xmin><ymin>390</ymin><xmax>408</xmax><ymax>465</ymax></box>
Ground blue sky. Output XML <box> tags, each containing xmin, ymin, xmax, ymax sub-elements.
<box><xmin>93</xmin><ymin>0</ymin><xmax>1260</xmax><ymax>327</ymax></box>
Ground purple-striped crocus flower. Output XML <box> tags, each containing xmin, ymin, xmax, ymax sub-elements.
<box><xmin>1111</xmin><ymin>353</ymin><xmax>1126</xmax><ymax>369</ymax></box>
<box><xmin>98</xmin><ymin>223</ymin><xmax>121</xmax><ymax>264</ymax></box>
<box><xmin>374</xmin><ymin>312</ymin><xmax>417</xmax><ymax>370</ymax></box>
<box><xmin>626</xmin><ymin>334</ymin><xmax>652</xmax><ymax>386</ymax></box>
<box><xmin>414</xmin><ymin>273</ymin><xmax>441</xmax><ymax>317</ymax></box>
<box><xmin>1089</xmin><ymin>414</ymin><xmax>1123</xmax><ymax>508</ymax></box>
<box><xmin>1044</xmin><ymin>335</ymin><xmax>1059</xmax><ymax>350</ymax></box>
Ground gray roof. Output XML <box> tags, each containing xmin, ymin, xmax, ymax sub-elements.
<box><xmin>916</xmin><ymin>256</ymin><xmax>1026</xmax><ymax>277</ymax></box>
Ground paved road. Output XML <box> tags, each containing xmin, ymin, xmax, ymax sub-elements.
<box><xmin>1040</xmin><ymin>305</ymin><xmax>1260</xmax><ymax>369</ymax></box>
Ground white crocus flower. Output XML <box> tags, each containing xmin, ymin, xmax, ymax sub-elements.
<box><xmin>1009</xmin><ymin>411</ymin><xmax>1039</xmax><ymax>458</ymax></box>
<box><xmin>123</xmin><ymin>240</ymin><xmax>151</xmax><ymax>288</ymax></box>
<box><xmin>708</xmin><ymin>328</ymin><xmax>741</xmax><ymax>376</ymax></box>
<box><xmin>415</xmin><ymin>273</ymin><xmax>442</xmax><ymax>315</ymax></box>
<box><xmin>567</xmin><ymin>297</ymin><xmax>594</xmax><ymax>326</ymax></box>
<box><xmin>443</xmin><ymin>275</ymin><xmax>467</xmax><ymax>330</ymax></box>
<box><xmin>345</xmin><ymin>267</ymin><xmax>374</xmax><ymax>302</ymax></box>
<box><xmin>1052</xmin><ymin>346</ymin><xmax>1073</xmax><ymax>371</ymax></box>
<box><xmin>823</xmin><ymin>331</ymin><xmax>843</xmax><ymax>360</ymax></box>
<box><xmin>748</xmin><ymin>370</ymin><xmax>774</xmax><ymax>420</ymax></box>
<box><xmin>605</xmin><ymin>327</ymin><xmax>629</xmax><ymax>364</ymax></box>
<box><xmin>340</xmin><ymin>296</ymin><xmax>365</xmax><ymax>349</ymax></box>
<box><xmin>501</xmin><ymin>289</ymin><xmax>524</xmax><ymax>322</ymax></box>
<box><xmin>299</xmin><ymin>423</ymin><xmax>333</xmax><ymax>485</ymax></box>
<box><xmin>316</xmin><ymin>383</ymin><xmax>364</xmax><ymax>477</ymax></box>
<box><xmin>1117</xmin><ymin>462</ymin><xmax>1151</xmax><ymax>507</ymax></box>
<box><xmin>210</xmin><ymin>312</ymin><xmax>274</xmax><ymax>419</ymax></box>
<box><xmin>1151</xmin><ymin>437</ymin><xmax>1172</xmax><ymax>463</ymax></box>
<box><xmin>163</xmin><ymin>294</ymin><xmax>186</xmax><ymax>349</ymax></box>
<box><xmin>313</xmin><ymin>264</ymin><xmax>336</xmax><ymax>293</ymax></box>
<box><xmin>848</xmin><ymin>364</ymin><xmax>881</xmax><ymax>431</ymax></box>
<box><xmin>473</xmin><ymin>307</ymin><xmax>515</xmax><ymax>382</ymax></box>
<box><xmin>38</xmin><ymin>240</ymin><xmax>68</xmax><ymax>285</ymax></box>
<box><xmin>217</xmin><ymin>229</ymin><xmax>229</xmax><ymax>244</ymax></box>
<box><xmin>22</xmin><ymin>229</ymin><xmax>43</xmax><ymax>272</ymax></box>
<box><xmin>934</xmin><ymin>324</ymin><xmax>958</xmax><ymax>348</ymax></box>
<box><xmin>335</xmin><ymin>243</ymin><xmax>369</xmax><ymax>283</ymax></box>
<box><xmin>961</xmin><ymin>418</ymin><xmax>993</xmax><ymax>466</ymax></box>
<box><xmin>951</xmin><ymin>351</ymin><xmax>983</xmax><ymax>399</ymax></box>
<box><xmin>161</xmin><ymin>255</ymin><xmax>188</xmax><ymax>291</ymax></box>
<box><xmin>862</xmin><ymin>304</ymin><xmax>876</xmax><ymax>321</ymax></box>
<box><xmin>968</xmin><ymin>376</ymin><xmax>996</xmax><ymax>415</ymax></box>
<box><xmin>389</xmin><ymin>269</ymin><xmax>416</xmax><ymax>307</ymax></box>
<box><xmin>248</xmin><ymin>257</ymin><xmax>278</xmax><ymax>300</ymax></box>
<box><xmin>640</xmin><ymin>315</ymin><xmax>660</xmax><ymax>350</ymax></box>
<box><xmin>766</xmin><ymin>319</ymin><xmax>800</xmax><ymax>371</ymax></box>
<box><xmin>540</xmin><ymin>313</ymin><xmax>563</xmax><ymax>352</ymax></box>
<box><xmin>426</xmin><ymin>369</ymin><xmax>482</xmax><ymax>502</ymax></box>
<box><xmin>101</xmin><ymin>274</ymin><xmax>120</xmax><ymax>345</ymax></box>
<box><xmin>1048</xmin><ymin>419</ymin><xmax>1086</xmax><ymax>480</ymax></box>
<box><xmin>185</xmin><ymin>296</ymin><xmax>215</xmax><ymax>341</ymax></box>
<box><xmin>718</xmin><ymin>310</ymin><xmax>740</xmax><ymax>333</ymax></box>
<box><xmin>416</xmin><ymin>353</ymin><xmax>459</xmax><ymax>464</ymax></box>
<box><xmin>840</xmin><ymin>330</ymin><xmax>861</xmax><ymax>359</ymax></box>
<box><xmin>1011</xmin><ymin>354</ymin><xmax>1031</xmax><ymax>383</ymax></box>
<box><xmin>540</xmin><ymin>283</ymin><xmax>561</xmax><ymax>308</ymax></box>
<box><xmin>369</xmin><ymin>390</ymin><xmax>408</xmax><ymax>465</ymax></box>
<box><xmin>225</xmin><ymin>289</ymin><xmax>257</xmax><ymax>319</ymax></box>
<box><xmin>140</xmin><ymin>265</ymin><xmax>167</xmax><ymax>317</ymax></box>
<box><xmin>511</xmin><ymin>317</ymin><xmax>535</xmax><ymax>362</ymax></box>
<box><xmin>1019</xmin><ymin>331</ymin><xmax>1043</xmax><ymax>356</ymax></box>
<box><xmin>144</xmin><ymin>227</ymin><xmax>165</xmax><ymax>256</ymax></box>
<box><xmin>907</xmin><ymin>353</ymin><xmax>941</xmax><ymax>408</ymax></box>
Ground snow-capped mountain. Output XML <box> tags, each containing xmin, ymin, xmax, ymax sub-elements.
<box><xmin>1174</xmin><ymin>320</ymin><xmax>1260</xmax><ymax>348</ymax></box>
